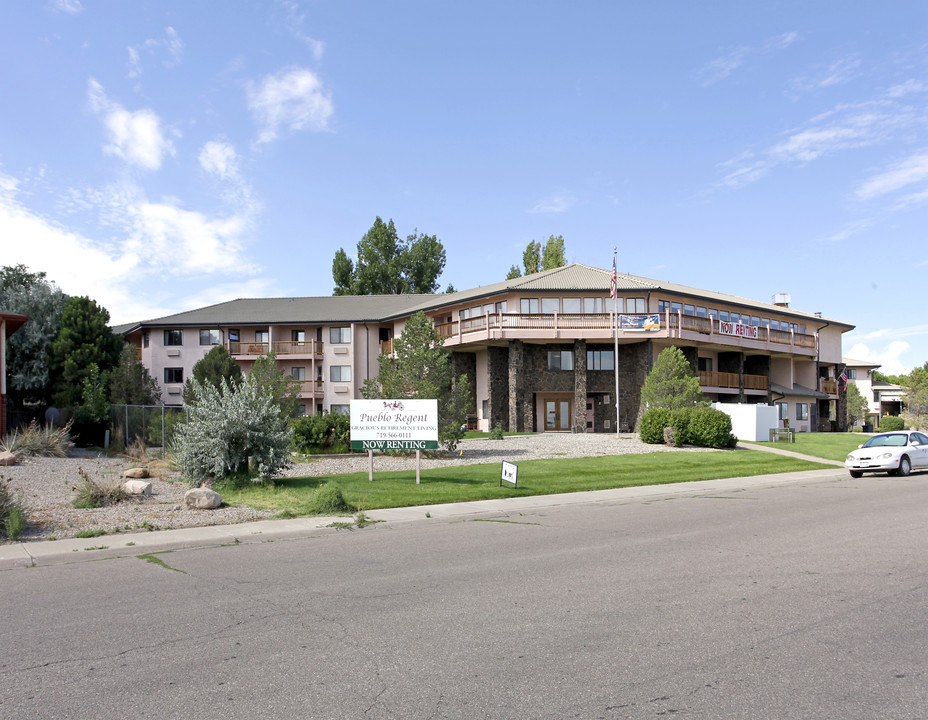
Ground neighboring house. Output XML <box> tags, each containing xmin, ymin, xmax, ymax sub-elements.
<box><xmin>120</xmin><ymin>264</ymin><xmax>854</xmax><ymax>433</ymax></box>
<box><xmin>843</xmin><ymin>356</ymin><xmax>905</xmax><ymax>426</ymax></box>
<box><xmin>0</xmin><ymin>310</ymin><xmax>28</xmax><ymax>437</ymax></box>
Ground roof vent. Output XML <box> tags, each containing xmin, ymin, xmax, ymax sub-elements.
<box><xmin>772</xmin><ymin>292</ymin><xmax>791</xmax><ymax>307</ymax></box>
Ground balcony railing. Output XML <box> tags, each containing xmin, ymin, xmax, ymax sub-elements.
<box><xmin>292</xmin><ymin>379</ymin><xmax>324</xmax><ymax>395</ymax></box>
<box><xmin>229</xmin><ymin>341</ymin><xmax>324</xmax><ymax>356</ymax></box>
<box><xmin>436</xmin><ymin>311</ymin><xmax>817</xmax><ymax>352</ymax></box>
<box><xmin>699</xmin><ymin>371</ymin><xmax>768</xmax><ymax>391</ymax></box>
<box><xmin>822</xmin><ymin>380</ymin><xmax>837</xmax><ymax>394</ymax></box>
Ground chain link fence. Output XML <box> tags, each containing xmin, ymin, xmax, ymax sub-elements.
<box><xmin>111</xmin><ymin>405</ymin><xmax>189</xmax><ymax>457</ymax></box>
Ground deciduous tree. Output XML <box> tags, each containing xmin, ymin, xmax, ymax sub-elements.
<box><xmin>845</xmin><ymin>381</ymin><xmax>868</xmax><ymax>428</ymax></box>
<box><xmin>248</xmin><ymin>351</ymin><xmax>302</xmax><ymax>419</ymax></box>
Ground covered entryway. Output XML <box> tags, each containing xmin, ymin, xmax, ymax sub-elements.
<box><xmin>544</xmin><ymin>398</ymin><xmax>572</xmax><ymax>432</ymax></box>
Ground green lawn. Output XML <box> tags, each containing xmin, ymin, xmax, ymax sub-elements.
<box><xmin>772</xmin><ymin>432</ymin><xmax>869</xmax><ymax>462</ymax></box>
<box><xmin>219</xmin><ymin>449</ymin><xmax>830</xmax><ymax>516</ymax></box>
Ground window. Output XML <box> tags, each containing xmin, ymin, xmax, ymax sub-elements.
<box><xmin>495</xmin><ymin>301</ymin><xmax>507</xmax><ymax>313</ymax></box>
<box><xmin>562</xmin><ymin>297</ymin><xmax>581</xmax><ymax>314</ymax></box>
<box><xmin>761</xmin><ymin>319</ymin><xmax>770</xmax><ymax>329</ymax></box>
<box><xmin>848</xmin><ymin>369</ymin><xmax>857</xmax><ymax>379</ymax></box>
<box><xmin>164</xmin><ymin>329</ymin><xmax>183</xmax><ymax>346</ymax></box>
<box><xmin>164</xmin><ymin>367</ymin><xmax>183</xmax><ymax>384</ymax></box>
<box><xmin>547</xmin><ymin>350</ymin><xmax>574</xmax><ymax>371</ymax></box>
<box><xmin>292</xmin><ymin>329</ymin><xmax>305</xmax><ymax>342</ymax></box>
<box><xmin>698</xmin><ymin>357</ymin><xmax>713</xmax><ymax>372</ymax></box>
<box><xmin>330</xmin><ymin>404</ymin><xmax>350</xmax><ymax>415</ymax></box>
<box><xmin>296</xmin><ymin>404</ymin><xmax>306</xmax><ymax>417</ymax></box>
<box><xmin>720</xmin><ymin>310</ymin><xmax>730</xmax><ymax>322</ymax></box>
<box><xmin>199</xmin><ymin>329</ymin><xmax>221</xmax><ymax>345</ymax></box>
<box><xmin>483</xmin><ymin>304</ymin><xmax>494</xmax><ymax>315</ymax></box>
<box><xmin>330</xmin><ymin>327</ymin><xmax>351</xmax><ymax>344</ymax></box>
<box><xmin>228</xmin><ymin>329</ymin><xmax>240</xmax><ymax>343</ymax></box>
<box><xmin>777</xmin><ymin>402</ymin><xmax>788</xmax><ymax>420</ymax></box>
<box><xmin>584</xmin><ymin>297</ymin><xmax>604</xmax><ymax>314</ymax></box>
<box><xmin>255</xmin><ymin>330</ymin><xmax>268</xmax><ymax>343</ymax></box>
<box><xmin>730</xmin><ymin>313</ymin><xmax>741</xmax><ymax>324</ymax></box>
<box><xmin>541</xmin><ymin>297</ymin><xmax>559</xmax><ymax>314</ymax></box>
<box><xmin>520</xmin><ymin>298</ymin><xmax>539</xmax><ymax>313</ymax></box>
<box><xmin>684</xmin><ymin>304</ymin><xmax>695</xmax><ymax>316</ymax></box>
<box><xmin>796</xmin><ymin>403</ymin><xmax>809</xmax><ymax>421</ymax></box>
<box><xmin>142</xmin><ymin>332</ymin><xmax>149</xmax><ymax>348</ymax></box>
<box><xmin>627</xmin><ymin>298</ymin><xmax>646</xmax><ymax>313</ymax></box>
<box><xmin>696</xmin><ymin>306</ymin><xmax>707</xmax><ymax>318</ymax></box>
<box><xmin>658</xmin><ymin>300</ymin><xmax>671</xmax><ymax>313</ymax></box>
<box><xmin>751</xmin><ymin>316</ymin><xmax>761</xmax><ymax>327</ymax></box>
<box><xmin>671</xmin><ymin>302</ymin><xmax>683</xmax><ymax>314</ymax></box>
<box><xmin>587</xmin><ymin>349</ymin><xmax>614</xmax><ymax>371</ymax></box>
<box><xmin>708</xmin><ymin>309</ymin><xmax>719</xmax><ymax>323</ymax></box>
<box><xmin>291</xmin><ymin>367</ymin><xmax>306</xmax><ymax>381</ymax></box>
<box><xmin>482</xmin><ymin>399</ymin><xmax>489</xmax><ymax>418</ymax></box>
<box><xmin>330</xmin><ymin>365</ymin><xmax>351</xmax><ymax>382</ymax></box>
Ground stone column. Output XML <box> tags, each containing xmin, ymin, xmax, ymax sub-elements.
<box><xmin>573</xmin><ymin>339</ymin><xmax>587</xmax><ymax>432</ymax></box>
<box><xmin>508</xmin><ymin>340</ymin><xmax>524</xmax><ymax>432</ymax></box>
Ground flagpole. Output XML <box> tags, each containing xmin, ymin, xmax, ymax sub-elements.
<box><xmin>613</xmin><ymin>247</ymin><xmax>620</xmax><ymax>436</ymax></box>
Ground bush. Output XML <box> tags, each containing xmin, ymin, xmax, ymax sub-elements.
<box><xmin>172</xmin><ymin>376</ymin><xmax>292</xmax><ymax>485</ymax></box>
<box><xmin>878</xmin><ymin>416</ymin><xmax>905</xmax><ymax>432</ymax></box>
<box><xmin>639</xmin><ymin>409</ymin><xmax>672</xmax><ymax>444</ymax></box>
<box><xmin>0</xmin><ymin>475</ymin><xmax>29</xmax><ymax>541</ymax></box>
<box><xmin>309</xmin><ymin>482</ymin><xmax>352</xmax><ymax>514</ymax></box>
<box><xmin>1</xmin><ymin>420</ymin><xmax>75</xmax><ymax>457</ymax></box>
<box><xmin>489</xmin><ymin>423</ymin><xmax>505</xmax><ymax>440</ymax></box>
<box><xmin>147</xmin><ymin>409</ymin><xmax>188</xmax><ymax>447</ymax></box>
<box><xmin>70</xmin><ymin>467</ymin><xmax>127</xmax><ymax>509</ymax></box>
<box><xmin>291</xmin><ymin>412</ymin><xmax>351</xmax><ymax>454</ymax></box>
<box><xmin>685</xmin><ymin>406</ymin><xmax>737</xmax><ymax>448</ymax></box>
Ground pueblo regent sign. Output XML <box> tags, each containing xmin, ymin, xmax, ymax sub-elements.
<box><xmin>350</xmin><ymin>399</ymin><xmax>439</xmax><ymax>450</ymax></box>
<box><xmin>718</xmin><ymin>321</ymin><xmax>759</xmax><ymax>340</ymax></box>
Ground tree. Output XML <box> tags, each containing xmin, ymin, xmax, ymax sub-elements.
<box><xmin>172</xmin><ymin>375</ymin><xmax>292</xmax><ymax>485</ymax></box>
<box><xmin>248</xmin><ymin>351</ymin><xmax>302</xmax><ymax>419</ymax></box>
<box><xmin>506</xmin><ymin>265</ymin><xmax>522</xmax><ymax>280</ymax></box>
<box><xmin>361</xmin><ymin>311</ymin><xmax>471</xmax><ymax>451</ymax></box>
<box><xmin>0</xmin><ymin>265</ymin><xmax>66</xmax><ymax>406</ymax></box>
<box><xmin>109</xmin><ymin>344</ymin><xmax>161</xmax><ymax>406</ymax></box>
<box><xmin>845</xmin><ymin>381</ymin><xmax>868</xmax><ymax>428</ymax></box>
<box><xmin>640</xmin><ymin>346</ymin><xmax>706</xmax><ymax>410</ymax></box>
<box><xmin>49</xmin><ymin>296</ymin><xmax>122</xmax><ymax>407</ymax></box>
<box><xmin>331</xmin><ymin>217</ymin><xmax>447</xmax><ymax>295</ymax></box>
<box><xmin>522</xmin><ymin>241</ymin><xmax>541</xmax><ymax>275</ymax></box>
<box><xmin>183</xmin><ymin>346</ymin><xmax>242</xmax><ymax>404</ymax></box>
<box><xmin>541</xmin><ymin>234</ymin><xmax>567</xmax><ymax>270</ymax></box>
<box><xmin>902</xmin><ymin>362</ymin><xmax>928</xmax><ymax>430</ymax></box>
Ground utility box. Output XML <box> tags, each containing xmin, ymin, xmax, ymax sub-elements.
<box><xmin>712</xmin><ymin>403</ymin><xmax>779</xmax><ymax>442</ymax></box>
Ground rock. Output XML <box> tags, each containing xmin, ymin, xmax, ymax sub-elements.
<box><xmin>184</xmin><ymin>488</ymin><xmax>222</xmax><ymax>509</ymax></box>
<box><xmin>124</xmin><ymin>480</ymin><xmax>152</xmax><ymax>496</ymax></box>
<box><xmin>123</xmin><ymin>467</ymin><xmax>150</xmax><ymax>479</ymax></box>
<box><xmin>0</xmin><ymin>451</ymin><xmax>17</xmax><ymax>466</ymax></box>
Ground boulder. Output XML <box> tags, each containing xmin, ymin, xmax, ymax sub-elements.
<box><xmin>124</xmin><ymin>480</ymin><xmax>152</xmax><ymax>496</ymax></box>
<box><xmin>123</xmin><ymin>467</ymin><xmax>150</xmax><ymax>479</ymax></box>
<box><xmin>184</xmin><ymin>488</ymin><xmax>222</xmax><ymax>509</ymax></box>
<box><xmin>0</xmin><ymin>451</ymin><xmax>17</xmax><ymax>466</ymax></box>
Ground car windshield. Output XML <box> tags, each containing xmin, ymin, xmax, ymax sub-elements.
<box><xmin>863</xmin><ymin>433</ymin><xmax>908</xmax><ymax>448</ymax></box>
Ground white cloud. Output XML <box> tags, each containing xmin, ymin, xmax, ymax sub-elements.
<box><xmin>278</xmin><ymin>0</ymin><xmax>325</xmax><ymax>61</ymax></box>
<box><xmin>87</xmin><ymin>79</ymin><xmax>175</xmax><ymax>170</ymax></box>
<box><xmin>528</xmin><ymin>194</ymin><xmax>575</xmax><ymax>214</ymax></box>
<box><xmin>855</xmin><ymin>151</ymin><xmax>928</xmax><ymax>201</ymax></box>
<box><xmin>199</xmin><ymin>140</ymin><xmax>240</xmax><ymax>180</ymax></box>
<box><xmin>128</xmin><ymin>27</ymin><xmax>184</xmax><ymax>79</ymax></box>
<box><xmin>886</xmin><ymin>79</ymin><xmax>924</xmax><ymax>98</ymax></box>
<box><xmin>49</xmin><ymin>0</ymin><xmax>82</xmax><ymax>14</ymax></box>
<box><xmin>696</xmin><ymin>31</ymin><xmax>798</xmax><ymax>85</ymax></box>
<box><xmin>845</xmin><ymin>340</ymin><xmax>912</xmax><ymax>375</ymax></box>
<box><xmin>247</xmin><ymin>67</ymin><xmax>333</xmax><ymax>144</ymax></box>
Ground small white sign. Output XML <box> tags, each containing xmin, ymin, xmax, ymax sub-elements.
<box><xmin>501</xmin><ymin>460</ymin><xmax>518</xmax><ymax>486</ymax></box>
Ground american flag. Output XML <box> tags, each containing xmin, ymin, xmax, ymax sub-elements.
<box><xmin>839</xmin><ymin>368</ymin><xmax>848</xmax><ymax>391</ymax></box>
<box><xmin>610</xmin><ymin>257</ymin><xmax>616</xmax><ymax>300</ymax></box>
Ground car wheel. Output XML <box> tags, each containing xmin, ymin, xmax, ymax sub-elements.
<box><xmin>898</xmin><ymin>455</ymin><xmax>912</xmax><ymax>477</ymax></box>
<box><xmin>849</xmin><ymin>470</ymin><xmax>863</xmax><ymax>478</ymax></box>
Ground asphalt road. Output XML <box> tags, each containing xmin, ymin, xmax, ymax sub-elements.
<box><xmin>2</xmin><ymin>467</ymin><xmax>926</xmax><ymax>719</ymax></box>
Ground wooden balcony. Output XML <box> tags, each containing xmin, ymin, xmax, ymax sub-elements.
<box><xmin>699</xmin><ymin>371</ymin><xmax>768</xmax><ymax>391</ymax></box>
<box><xmin>229</xmin><ymin>341</ymin><xmax>324</xmax><ymax>357</ymax></box>
<box><xmin>381</xmin><ymin>340</ymin><xmax>393</xmax><ymax>356</ymax></box>
<box><xmin>229</xmin><ymin>342</ymin><xmax>268</xmax><ymax>356</ymax></box>
<box><xmin>821</xmin><ymin>379</ymin><xmax>837</xmax><ymax>395</ymax></box>
<box><xmin>293</xmin><ymin>379</ymin><xmax>324</xmax><ymax>396</ymax></box>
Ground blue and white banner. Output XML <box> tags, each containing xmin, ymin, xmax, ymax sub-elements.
<box><xmin>620</xmin><ymin>314</ymin><xmax>661</xmax><ymax>332</ymax></box>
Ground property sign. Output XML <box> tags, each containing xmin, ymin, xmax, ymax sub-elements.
<box><xmin>501</xmin><ymin>460</ymin><xmax>518</xmax><ymax>486</ymax></box>
<box><xmin>350</xmin><ymin>399</ymin><xmax>439</xmax><ymax>450</ymax></box>
<box><xmin>718</xmin><ymin>321</ymin><xmax>759</xmax><ymax>340</ymax></box>
<box><xmin>620</xmin><ymin>314</ymin><xmax>660</xmax><ymax>332</ymax></box>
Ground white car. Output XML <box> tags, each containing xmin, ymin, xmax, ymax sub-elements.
<box><xmin>845</xmin><ymin>430</ymin><xmax>928</xmax><ymax>478</ymax></box>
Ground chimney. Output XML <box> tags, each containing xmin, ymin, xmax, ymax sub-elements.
<box><xmin>772</xmin><ymin>292</ymin><xmax>790</xmax><ymax>308</ymax></box>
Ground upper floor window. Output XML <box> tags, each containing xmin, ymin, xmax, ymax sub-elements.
<box><xmin>199</xmin><ymin>329</ymin><xmax>221</xmax><ymax>346</ymax></box>
<box><xmin>330</xmin><ymin>365</ymin><xmax>351</xmax><ymax>382</ymax></box>
<box><xmin>292</xmin><ymin>329</ymin><xmax>305</xmax><ymax>342</ymax></box>
<box><xmin>720</xmin><ymin>310</ymin><xmax>730</xmax><ymax>322</ymax></box>
<box><xmin>330</xmin><ymin>404</ymin><xmax>350</xmax><ymax>415</ymax></box>
<box><xmin>696</xmin><ymin>306</ymin><xmax>707</xmax><ymax>318</ymax></box>
<box><xmin>541</xmin><ymin>297</ymin><xmax>559</xmax><ymax>314</ymax></box>
<box><xmin>255</xmin><ymin>330</ymin><xmax>269</xmax><ymax>343</ymax></box>
<box><xmin>164</xmin><ymin>329</ymin><xmax>183</xmax><ymax>346</ymax></box>
<box><xmin>142</xmin><ymin>332</ymin><xmax>149</xmax><ymax>348</ymax></box>
<box><xmin>848</xmin><ymin>369</ymin><xmax>857</xmax><ymax>379</ymax></box>
<box><xmin>291</xmin><ymin>367</ymin><xmax>306</xmax><ymax>381</ymax></box>
<box><xmin>228</xmin><ymin>328</ymin><xmax>240</xmax><ymax>343</ymax></box>
<box><xmin>495</xmin><ymin>301</ymin><xmax>507</xmax><ymax>314</ymax></box>
<box><xmin>562</xmin><ymin>297</ymin><xmax>581</xmax><ymax>314</ymax></box>
<box><xmin>671</xmin><ymin>302</ymin><xmax>683</xmax><ymax>314</ymax></box>
<box><xmin>684</xmin><ymin>304</ymin><xmax>695</xmax><ymax>316</ymax></box>
<box><xmin>587</xmin><ymin>349</ymin><xmax>614</xmax><ymax>371</ymax></box>
<box><xmin>627</xmin><ymin>298</ymin><xmax>646</xmax><ymax>313</ymax></box>
<box><xmin>520</xmin><ymin>298</ymin><xmax>539</xmax><ymax>314</ymax></box>
<box><xmin>330</xmin><ymin>327</ymin><xmax>351</xmax><ymax>344</ymax></box>
<box><xmin>584</xmin><ymin>297</ymin><xmax>604</xmax><ymax>314</ymax></box>
<box><xmin>547</xmin><ymin>350</ymin><xmax>574</xmax><ymax>371</ymax></box>
<box><xmin>164</xmin><ymin>367</ymin><xmax>183</xmax><ymax>384</ymax></box>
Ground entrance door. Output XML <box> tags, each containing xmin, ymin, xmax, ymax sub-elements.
<box><xmin>545</xmin><ymin>399</ymin><xmax>572</xmax><ymax>431</ymax></box>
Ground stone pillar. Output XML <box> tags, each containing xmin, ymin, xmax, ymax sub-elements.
<box><xmin>508</xmin><ymin>340</ymin><xmax>524</xmax><ymax>432</ymax></box>
<box><xmin>573</xmin><ymin>339</ymin><xmax>587</xmax><ymax>432</ymax></box>
<box><xmin>488</xmin><ymin>346</ymin><xmax>509</xmax><ymax>431</ymax></box>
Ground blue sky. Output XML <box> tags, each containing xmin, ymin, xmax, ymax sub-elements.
<box><xmin>2</xmin><ymin>1</ymin><xmax>928</xmax><ymax>374</ymax></box>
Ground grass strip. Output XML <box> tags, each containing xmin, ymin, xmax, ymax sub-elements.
<box><xmin>219</xmin><ymin>449</ymin><xmax>828</xmax><ymax>516</ymax></box>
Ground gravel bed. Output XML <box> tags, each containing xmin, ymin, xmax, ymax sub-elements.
<box><xmin>3</xmin><ymin>434</ymin><xmax>714</xmax><ymax>543</ymax></box>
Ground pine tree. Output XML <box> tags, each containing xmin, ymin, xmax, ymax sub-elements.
<box><xmin>640</xmin><ymin>346</ymin><xmax>706</xmax><ymax>410</ymax></box>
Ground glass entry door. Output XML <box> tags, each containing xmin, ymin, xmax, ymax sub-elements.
<box><xmin>545</xmin><ymin>399</ymin><xmax>572</xmax><ymax>431</ymax></box>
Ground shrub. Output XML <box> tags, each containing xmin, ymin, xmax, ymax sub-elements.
<box><xmin>291</xmin><ymin>412</ymin><xmax>352</xmax><ymax>453</ymax></box>
<box><xmin>0</xmin><ymin>476</ymin><xmax>29</xmax><ymax>541</ymax></box>
<box><xmin>70</xmin><ymin>467</ymin><xmax>127</xmax><ymax>509</ymax></box>
<box><xmin>639</xmin><ymin>408</ymin><xmax>672</xmax><ymax>444</ymax></box>
<box><xmin>489</xmin><ymin>423</ymin><xmax>505</xmax><ymax>440</ymax></box>
<box><xmin>878</xmin><ymin>416</ymin><xmax>905</xmax><ymax>432</ymax></box>
<box><xmin>172</xmin><ymin>376</ymin><xmax>292</xmax><ymax>485</ymax></box>
<box><xmin>147</xmin><ymin>409</ymin><xmax>188</xmax><ymax>447</ymax></box>
<box><xmin>309</xmin><ymin>482</ymin><xmax>352</xmax><ymax>514</ymax></box>
<box><xmin>686</xmin><ymin>406</ymin><xmax>737</xmax><ymax>448</ymax></box>
<box><xmin>1</xmin><ymin>419</ymin><xmax>74</xmax><ymax>457</ymax></box>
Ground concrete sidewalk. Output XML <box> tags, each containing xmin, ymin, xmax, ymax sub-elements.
<box><xmin>0</xmin><ymin>461</ymin><xmax>842</xmax><ymax>571</ymax></box>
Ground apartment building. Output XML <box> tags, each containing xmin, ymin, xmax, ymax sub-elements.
<box><xmin>120</xmin><ymin>264</ymin><xmax>854</xmax><ymax>433</ymax></box>
<box><xmin>843</xmin><ymin>357</ymin><xmax>904</xmax><ymax>426</ymax></box>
